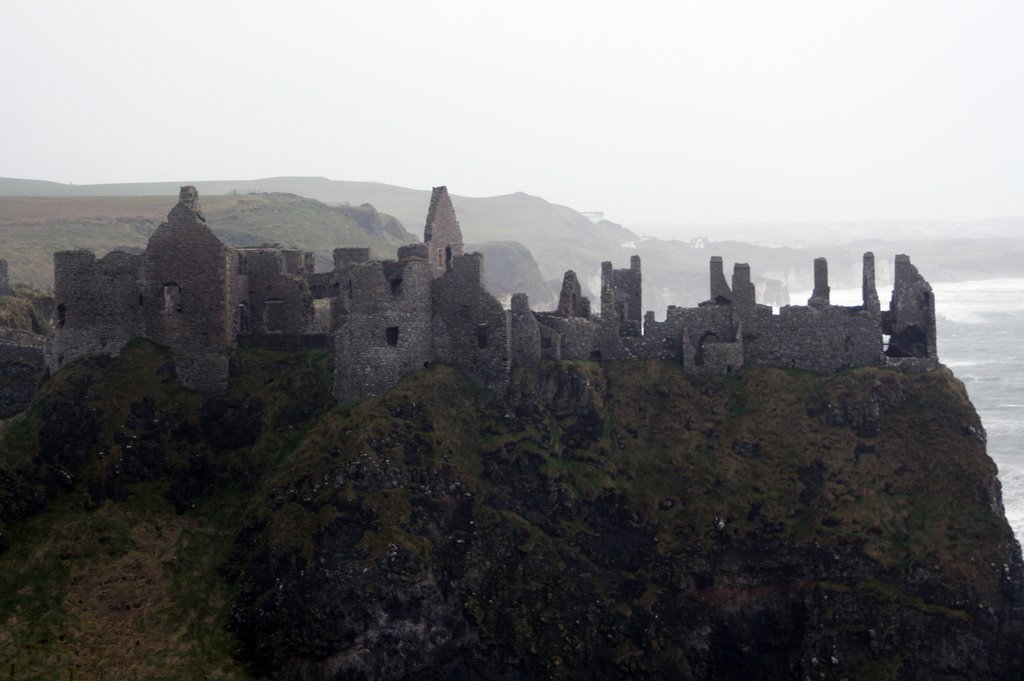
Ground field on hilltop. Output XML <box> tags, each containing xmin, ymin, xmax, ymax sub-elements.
<box><xmin>0</xmin><ymin>193</ymin><xmax>416</xmax><ymax>289</ymax></box>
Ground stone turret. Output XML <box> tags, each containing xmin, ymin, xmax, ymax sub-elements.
<box><xmin>600</xmin><ymin>257</ymin><xmax>642</xmax><ymax>337</ymax></box>
<box><xmin>423</xmin><ymin>186</ymin><xmax>464</xmax><ymax>278</ymax></box>
<box><xmin>808</xmin><ymin>257</ymin><xmax>830</xmax><ymax>309</ymax></box>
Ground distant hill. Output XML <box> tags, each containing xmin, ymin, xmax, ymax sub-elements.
<box><xmin>0</xmin><ymin>177</ymin><xmax>637</xmax><ymax>290</ymax></box>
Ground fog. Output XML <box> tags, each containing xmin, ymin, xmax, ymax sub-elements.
<box><xmin>1</xmin><ymin>0</ymin><xmax>1021</xmax><ymax>235</ymax></box>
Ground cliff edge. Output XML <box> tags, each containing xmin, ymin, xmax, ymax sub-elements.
<box><xmin>0</xmin><ymin>344</ymin><xmax>1021</xmax><ymax>679</ymax></box>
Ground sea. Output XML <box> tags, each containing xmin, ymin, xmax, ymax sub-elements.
<box><xmin>789</xmin><ymin>279</ymin><xmax>1024</xmax><ymax>541</ymax></box>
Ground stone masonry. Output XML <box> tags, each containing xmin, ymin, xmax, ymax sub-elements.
<box><xmin>49</xmin><ymin>185</ymin><xmax>940</xmax><ymax>402</ymax></box>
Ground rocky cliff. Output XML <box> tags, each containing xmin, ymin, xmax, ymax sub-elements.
<box><xmin>1</xmin><ymin>342</ymin><xmax>1021</xmax><ymax>679</ymax></box>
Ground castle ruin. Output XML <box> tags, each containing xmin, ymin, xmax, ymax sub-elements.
<box><xmin>49</xmin><ymin>186</ymin><xmax>939</xmax><ymax>403</ymax></box>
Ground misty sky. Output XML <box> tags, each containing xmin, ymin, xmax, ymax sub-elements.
<box><xmin>1</xmin><ymin>0</ymin><xmax>1021</xmax><ymax>229</ymax></box>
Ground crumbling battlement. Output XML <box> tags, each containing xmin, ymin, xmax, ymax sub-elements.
<box><xmin>530</xmin><ymin>245</ymin><xmax>936</xmax><ymax>376</ymax></box>
<box><xmin>48</xmin><ymin>185</ymin><xmax>940</xmax><ymax>403</ymax></box>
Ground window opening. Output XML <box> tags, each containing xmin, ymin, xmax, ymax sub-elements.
<box><xmin>163</xmin><ymin>283</ymin><xmax>181</xmax><ymax>313</ymax></box>
<box><xmin>263</xmin><ymin>299</ymin><xmax>285</xmax><ymax>332</ymax></box>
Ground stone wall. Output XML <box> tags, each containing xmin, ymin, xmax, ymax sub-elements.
<box><xmin>600</xmin><ymin>256</ymin><xmax>642</xmax><ymax>337</ymax></box>
<box><xmin>139</xmin><ymin>189</ymin><xmax>232</xmax><ymax>393</ymax></box>
<box><xmin>237</xmin><ymin>334</ymin><xmax>330</xmax><ymax>350</ymax></box>
<box><xmin>535</xmin><ymin>315</ymin><xmax>602</xmax><ymax>360</ymax></box>
<box><xmin>431</xmin><ymin>253</ymin><xmax>510</xmax><ymax>393</ymax></box>
<box><xmin>50</xmin><ymin>249</ymin><xmax>142</xmax><ymax>371</ymax></box>
<box><xmin>333</xmin><ymin>259</ymin><xmax>434</xmax><ymax>405</ymax></box>
<box><xmin>330</xmin><ymin>248</ymin><xmax>374</xmax><ymax>322</ymax></box>
<box><xmin>509</xmin><ymin>293</ymin><xmax>540</xmax><ymax>369</ymax></box>
<box><xmin>555</xmin><ymin>271</ymin><xmax>590</xmax><ymax>318</ymax></box>
<box><xmin>423</xmin><ymin>186</ymin><xmax>464</xmax><ymax>278</ymax></box>
<box><xmin>883</xmin><ymin>254</ymin><xmax>937</xmax><ymax>359</ymax></box>
<box><xmin>746</xmin><ymin>305</ymin><xmax>882</xmax><ymax>373</ymax></box>
<box><xmin>643</xmin><ymin>304</ymin><xmax>738</xmax><ymax>368</ymax></box>
<box><xmin>538</xmin><ymin>253</ymin><xmax>927</xmax><ymax>378</ymax></box>
<box><xmin>237</xmin><ymin>248</ymin><xmax>315</xmax><ymax>335</ymax></box>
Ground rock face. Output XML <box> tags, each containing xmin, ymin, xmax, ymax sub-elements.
<box><xmin>226</xmin><ymin>361</ymin><xmax>1024</xmax><ymax>680</ymax></box>
<box><xmin>0</xmin><ymin>329</ymin><xmax>47</xmax><ymax>418</ymax></box>
<box><xmin>2</xmin><ymin>344</ymin><xmax>1022</xmax><ymax>679</ymax></box>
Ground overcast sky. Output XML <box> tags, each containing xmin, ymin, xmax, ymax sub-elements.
<box><xmin>1</xmin><ymin>0</ymin><xmax>1021</xmax><ymax>228</ymax></box>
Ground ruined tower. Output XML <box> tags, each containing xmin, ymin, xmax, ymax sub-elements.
<box><xmin>555</xmin><ymin>270</ymin><xmax>590</xmax><ymax>318</ymax></box>
<box><xmin>509</xmin><ymin>292</ymin><xmax>541</xmax><ymax>369</ymax></box>
<box><xmin>808</xmin><ymin>257</ymin><xmax>830</xmax><ymax>309</ymax></box>
<box><xmin>883</xmin><ymin>254</ymin><xmax>937</xmax><ymax>360</ymax></box>
<box><xmin>423</xmin><ymin>186</ymin><xmax>464</xmax><ymax>278</ymax></box>
<box><xmin>333</xmin><ymin>191</ymin><xmax>509</xmax><ymax>405</ymax></box>
<box><xmin>333</xmin><ymin>256</ymin><xmax>435</xmax><ymax>405</ymax></box>
<box><xmin>600</xmin><ymin>256</ymin><xmax>642</xmax><ymax>337</ymax></box>
<box><xmin>140</xmin><ymin>186</ymin><xmax>235</xmax><ymax>392</ymax></box>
